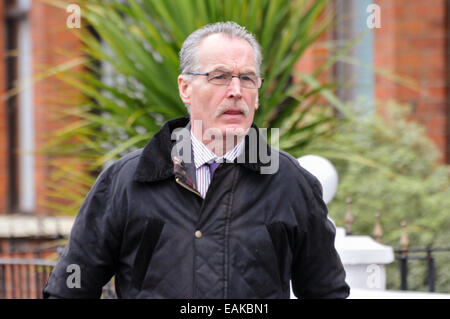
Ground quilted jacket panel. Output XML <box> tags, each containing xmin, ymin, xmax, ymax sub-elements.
<box><xmin>43</xmin><ymin>117</ymin><xmax>349</xmax><ymax>299</ymax></box>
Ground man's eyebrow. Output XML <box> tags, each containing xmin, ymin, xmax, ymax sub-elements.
<box><xmin>240</xmin><ymin>70</ymin><xmax>257</xmax><ymax>76</ymax></box>
<box><xmin>209</xmin><ymin>64</ymin><xmax>256</xmax><ymax>75</ymax></box>
<box><xmin>213</xmin><ymin>67</ymin><xmax>232</xmax><ymax>73</ymax></box>
<box><xmin>211</xmin><ymin>66</ymin><xmax>257</xmax><ymax>75</ymax></box>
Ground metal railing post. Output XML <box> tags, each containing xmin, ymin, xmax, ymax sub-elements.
<box><xmin>426</xmin><ymin>246</ymin><xmax>435</xmax><ymax>292</ymax></box>
<box><xmin>0</xmin><ymin>264</ymin><xmax>5</xmax><ymax>298</ymax></box>
<box><xmin>400</xmin><ymin>254</ymin><xmax>408</xmax><ymax>291</ymax></box>
<box><xmin>399</xmin><ymin>221</ymin><xmax>409</xmax><ymax>291</ymax></box>
<box><xmin>373</xmin><ymin>212</ymin><xmax>383</xmax><ymax>243</ymax></box>
<box><xmin>344</xmin><ymin>197</ymin><xmax>354</xmax><ymax>235</ymax></box>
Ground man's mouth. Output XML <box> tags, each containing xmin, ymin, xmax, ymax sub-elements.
<box><xmin>223</xmin><ymin>109</ymin><xmax>243</xmax><ymax>115</ymax></box>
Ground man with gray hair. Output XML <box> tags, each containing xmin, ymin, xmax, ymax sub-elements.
<box><xmin>43</xmin><ymin>21</ymin><xmax>349</xmax><ymax>299</ymax></box>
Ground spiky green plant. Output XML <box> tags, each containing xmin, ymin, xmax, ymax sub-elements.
<box><xmin>43</xmin><ymin>0</ymin><xmax>346</xmax><ymax>214</ymax></box>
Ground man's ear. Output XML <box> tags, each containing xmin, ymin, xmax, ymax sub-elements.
<box><xmin>254</xmin><ymin>94</ymin><xmax>259</xmax><ymax>110</ymax></box>
<box><xmin>178</xmin><ymin>75</ymin><xmax>192</xmax><ymax>105</ymax></box>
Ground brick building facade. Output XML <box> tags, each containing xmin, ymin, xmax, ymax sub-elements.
<box><xmin>0</xmin><ymin>0</ymin><xmax>81</xmax><ymax>216</ymax></box>
<box><xmin>374</xmin><ymin>0</ymin><xmax>450</xmax><ymax>162</ymax></box>
<box><xmin>0</xmin><ymin>2</ymin><xmax>7</xmax><ymax>216</ymax></box>
<box><xmin>0</xmin><ymin>0</ymin><xmax>449</xmax><ymax>217</ymax></box>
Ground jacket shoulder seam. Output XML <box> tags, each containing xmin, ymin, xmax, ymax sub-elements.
<box><xmin>277</xmin><ymin>150</ymin><xmax>324</xmax><ymax>212</ymax></box>
<box><xmin>278</xmin><ymin>150</ymin><xmax>320</xmax><ymax>186</ymax></box>
<box><xmin>105</xmin><ymin>149</ymin><xmax>143</xmax><ymax>178</ymax></box>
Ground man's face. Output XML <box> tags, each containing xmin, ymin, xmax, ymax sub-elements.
<box><xmin>178</xmin><ymin>33</ymin><xmax>259</xmax><ymax>140</ymax></box>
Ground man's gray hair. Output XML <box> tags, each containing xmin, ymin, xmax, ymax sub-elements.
<box><xmin>179</xmin><ymin>21</ymin><xmax>262</xmax><ymax>76</ymax></box>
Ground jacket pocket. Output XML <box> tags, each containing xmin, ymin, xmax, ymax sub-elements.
<box><xmin>132</xmin><ymin>217</ymin><xmax>165</xmax><ymax>290</ymax></box>
<box><xmin>265</xmin><ymin>222</ymin><xmax>293</xmax><ymax>291</ymax></box>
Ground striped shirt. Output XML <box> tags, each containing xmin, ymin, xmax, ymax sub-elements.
<box><xmin>191</xmin><ymin>132</ymin><xmax>245</xmax><ymax>198</ymax></box>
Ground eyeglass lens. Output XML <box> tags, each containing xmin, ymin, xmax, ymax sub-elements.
<box><xmin>207</xmin><ymin>70</ymin><xmax>260</xmax><ymax>89</ymax></box>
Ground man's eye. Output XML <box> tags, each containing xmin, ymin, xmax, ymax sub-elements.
<box><xmin>212</xmin><ymin>74</ymin><xmax>227</xmax><ymax>80</ymax></box>
<box><xmin>241</xmin><ymin>75</ymin><xmax>255</xmax><ymax>83</ymax></box>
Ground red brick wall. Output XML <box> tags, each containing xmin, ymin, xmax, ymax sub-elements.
<box><xmin>0</xmin><ymin>0</ymin><xmax>87</xmax><ymax>216</ymax></box>
<box><xmin>0</xmin><ymin>1</ymin><xmax>7</xmax><ymax>214</ymax></box>
<box><xmin>30</xmin><ymin>0</ymin><xmax>83</xmax><ymax>215</ymax></box>
<box><xmin>295</xmin><ymin>31</ymin><xmax>331</xmax><ymax>75</ymax></box>
<box><xmin>294</xmin><ymin>25</ymin><xmax>334</xmax><ymax>110</ymax></box>
<box><xmin>295</xmin><ymin>4</ymin><xmax>333</xmax><ymax>85</ymax></box>
<box><xmin>374</xmin><ymin>0</ymin><xmax>450</xmax><ymax>163</ymax></box>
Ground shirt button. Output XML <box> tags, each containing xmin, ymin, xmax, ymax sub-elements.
<box><xmin>195</xmin><ymin>230</ymin><xmax>202</xmax><ymax>238</ymax></box>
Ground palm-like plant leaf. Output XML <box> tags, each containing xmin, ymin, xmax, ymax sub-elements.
<box><xmin>44</xmin><ymin>0</ymin><xmax>342</xmax><ymax>214</ymax></box>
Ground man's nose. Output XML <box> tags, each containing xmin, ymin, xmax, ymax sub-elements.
<box><xmin>227</xmin><ymin>76</ymin><xmax>242</xmax><ymax>98</ymax></box>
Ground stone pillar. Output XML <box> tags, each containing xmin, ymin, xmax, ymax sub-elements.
<box><xmin>334</xmin><ymin>227</ymin><xmax>394</xmax><ymax>290</ymax></box>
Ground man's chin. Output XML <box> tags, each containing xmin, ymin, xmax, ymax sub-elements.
<box><xmin>217</xmin><ymin>117</ymin><xmax>252</xmax><ymax>134</ymax></box>
<box><xmin>223</xmin><ymin>126</ymin><xmax>249</xmax><ymax>137</ymax></box>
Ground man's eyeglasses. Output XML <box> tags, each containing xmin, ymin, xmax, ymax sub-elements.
<box><xmin>187</xmin><ymin>70</ymin><xmax>264</xmax><ymax>89</ymax></box>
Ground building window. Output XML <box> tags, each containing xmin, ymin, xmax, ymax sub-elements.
<box><xmin>334</xmin><ymin>0</ymin><xmax>375</xmax><ymax>117</ymax></box>
<box><xmin>5</xmin><ymin>0</ymin><xmax>35</xmax><ymax>213</ymax></box>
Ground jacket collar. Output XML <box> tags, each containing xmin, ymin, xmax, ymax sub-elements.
<box><xmin>133</xmin><ymin>116</ymin><xmax>273</xmax><ymax>183</ymax></box>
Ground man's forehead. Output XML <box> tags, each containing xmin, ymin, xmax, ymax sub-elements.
<box><xmin>197</xmin><ymin>33</ymin><xmax>256</xmax><ymax>70</ymax></box>
<box><xmin>199</xmin><ymin>32</ymin><xmax>247</xmax><ymax>45</ymax></box>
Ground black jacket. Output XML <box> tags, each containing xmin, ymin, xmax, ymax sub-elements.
<box><xmin>43</xmin><ymin>117</ymin><xmax>349</xmax><ymax>299</ymax></box>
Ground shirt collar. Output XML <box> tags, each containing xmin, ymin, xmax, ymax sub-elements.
<box><xmin>190</xmin><ymin>131</ymin><xmax>245</xmax><ymax>169</ymax></box>
<box><xmin>133</xmin><ymin>117</ymin><xmax>272</xmax><ymax>183</ymax></box>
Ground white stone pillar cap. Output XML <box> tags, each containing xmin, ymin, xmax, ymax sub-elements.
<box><xmin>335</xmin><ymin>227</ymin><xmax>394</xmax><ymax>265</ymax></box>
